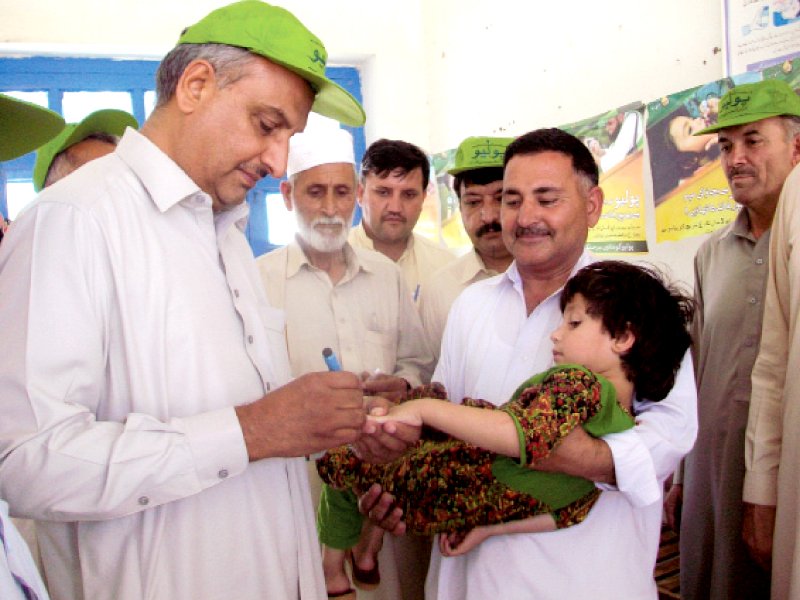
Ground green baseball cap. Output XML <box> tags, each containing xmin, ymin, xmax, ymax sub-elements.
<box><xmin>448</xmin><ymin>136</ymin><xmax>515</xmax><ymax>176</ymax></box>
<box><xmin>178</xmin><ymin>0</ymin><xmax>366</xmax><ymax>127</ymax></box>
<box><xmin>33</xmin><ymin>109</ymin><xmax>138</xmax><ymax>191</ymax></box>
<box><xmin>695</xmin><ymin>79</ymin><xmax>800</xmax><ymax>135</ymax></box>
<box><xmin>0</xmin><ymin>94</ymin><xmax>65</xmax><ymax>162</ymax></box>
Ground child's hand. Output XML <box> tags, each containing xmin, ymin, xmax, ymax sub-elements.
<box><xmin>438</xmin><ymin>527</ymin><xmax>491</xmax><ymax>557</ymax></box>
<box><xmin>367</xmin><ymin>400</ymin><xmax>423</xmax><ymax>427</ymax></box>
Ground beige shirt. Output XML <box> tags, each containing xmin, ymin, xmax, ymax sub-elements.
<box><xmin>348</xmin><ymin>223</ymin><xmax>455</xmax><ymax>302</ymax></box>
<box><xmin>257</xmin><ymin>240</ymin><xmax>434</xmax><ymax>385</ymax></box>
<box><xmin>744</xmin><ymin>163</ymin><xmax>800</xmax><ymax>598</ymax></box>
<box><xmin>417</xmin><ymin>249</ymin><xmax>502</xmax><ymax>361</ymax></box>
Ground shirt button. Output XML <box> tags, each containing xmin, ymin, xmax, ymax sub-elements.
<box><xmin>756</xmin><ymin>258</ymin><xmax>764</xmax><ymax>265</ymax></box>
<box><xmin>218</xmin><ymin>469</ymin><xmax>229</xmax><ymax>479</ymax></box>
<box><xmin>248</xmin><ymin>335</ymin><xmax>254</xmax><ymax>344</ymax></box>
<box><xmin>138</xmin><ymin>496</ymin><xmax>149</xmax><ymax>506</ymax></box>
<box><xmin>234</xmin><ymin>289</ymin><xmax>240</xmax><ymax>298</ymax></box>
<box><xmin>748</xmin><ymin>297</ymin><xmax>757</xmax><ymax>305</ymax></box>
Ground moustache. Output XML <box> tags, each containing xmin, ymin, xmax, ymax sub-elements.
<box><xmin>381</xmin><ymin>212</ymin><xmax>406</xmax><ymax>223</ymax></box>
<box><xmin>515</xmin><ymin>225</ymin><xmax>551</xmax><ymax>238</ymax></box>
<box><xmin>727</xmin><ymin>166</ymin><xmax>756</xmax><ymax>179</ymax></box>
<box><xmin>475</xmin><ymin>221</ymin><xmax>502</xmax><ymax>238</ymax></box>
<box><xmin>312</xmin><ymin>216</ymin><xmax>348</xmax><ymax>228</ymax></box>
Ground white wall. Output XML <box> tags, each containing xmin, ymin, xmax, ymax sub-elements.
<box><xmin>417</xmin><ymin>0</ymin><xmax>726</xmax><ymax>285</ymax></box>
<box><xmin>0</xmin><ymin>0</ymin><xmax>728</xmax><ymax>285</ymax></box>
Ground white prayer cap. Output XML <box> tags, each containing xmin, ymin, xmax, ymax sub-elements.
<box><xmin>286</xmin><ymin>127</ymin><xmax>355</xmax><ymax>178</ymax></box>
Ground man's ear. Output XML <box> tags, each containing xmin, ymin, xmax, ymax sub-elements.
<box><xmin>586</xmin><ymin>185</ymin><xmax>604</xmax><ymax>228</ymax></box>
<box><xmin>790</xmin><ymin>132</ymin><xmax>800</xmax><ymax>168</ymax></box>
<box><xmin>280</xmin><ymin>180</ymin><xmax>294</xmax><ymax>211</ymax></box>
<box><xmin>174</xmin><ymin>59</ymin><xmax>217</xmax><ymax>115</ymax></box>
<box><xmin>356</xmin><ymin>182</ymin><xmax>365</xmax><ymax>207</ymax></box>
<box><xmin>612</xmin><ymin>327</ymin><xmax>635</xmax><ymax>355</ymax></box>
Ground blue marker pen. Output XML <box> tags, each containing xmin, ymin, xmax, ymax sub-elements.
<box><xmin>322</xmin><ymin>347</ymin><xmax>342</xmax><ymax>372</ymax></box>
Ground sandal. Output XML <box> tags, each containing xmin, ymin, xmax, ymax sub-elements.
<box><xmin>327</xmin><ymin>588</ymin><xmax>356</xmax><ymax>600</ymax></box>
<box><xmin>347</xmin><ymin>551</ymin><xmax>380</xmax><ymax>591</ymax></box>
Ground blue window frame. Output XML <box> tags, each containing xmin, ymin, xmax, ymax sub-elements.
<box><xmin>0</xmin><ymin>56</ymin><xmax>365</xmax><ymax>256</ymax></box>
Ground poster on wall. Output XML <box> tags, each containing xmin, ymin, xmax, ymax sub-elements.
<box><xmin>561</xmin><ymin>102</ymin><xmax>648</xmax><ymax>254</ymax></box>
<box><xmin>645</xmin><ymin>75</ymin><xmax>760</xmax><ymax>243</ymax></box>
<box><xmin>762</xmin><ymin>54</ymin><xmax>800</xmax><ymax>88</ymax></box>
<box><xmin>412</xmin><ymin>160</ymin><xmax>453</xmax><ymax>248</ymax></box>
<box><xmin>427</xmin><ymin>148</ymin><xmax>473</xmax><ymax>251</ymax></box>
<box><xmin>725</xmin><ymin>0</ymin><xmax>800</xmax><ymax>75</ymax></box>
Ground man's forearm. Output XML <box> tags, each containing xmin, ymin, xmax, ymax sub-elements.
<box><xmin>532</xmin><ymin>427</ymin><xmax>616</xmax><ymax>484</ymax></box>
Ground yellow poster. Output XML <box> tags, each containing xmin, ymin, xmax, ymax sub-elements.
<box><xmin>654</xmin><ymin>161</ymin><xmax>739</xmax><ymax>242</ymax></box>
<box><xmin>561</xmin><ymin>102</ymin><xmax>648</xmax><ymax>253</ymax></box>
<box><xmin>588</xmin><ymin>151</ymin><xmax>648</xmax><ymax>253</ymax></box>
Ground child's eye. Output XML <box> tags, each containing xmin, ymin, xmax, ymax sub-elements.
<box><xmin>569</xmin><ymin>320</ymin><xmax>581</xmax><ymax>328</ymax></box>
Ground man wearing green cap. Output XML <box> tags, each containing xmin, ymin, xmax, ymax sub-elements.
<box><xmin>0</xmin><ymin>93</ymin><xmax>64</xmax><ymax>245</ymax></box>
<box><xmin>0</xmin><ymin>93</ymin><xmax>64</xmax><ymax>162</ymax></box>
<box><xmin>33</xmin><ymin>109</ymin><xmax>138</xmax><ymax>191</ymax></box>
<box><xmin>0</xmin><ymin>3</ymin><xmax>415</xmax><ymax>600</ymax></box>
<box><xmin>0</xmin><ymin>92</ymin><xmax>60</xmax><ymax>600</ymax></box>
<box><xmin>418</xmin><ymin>136</ymin><xmax>513</xmax><ymax>360</ymax></box>
<box><xmin>662</xmin><ymin>78</ymin><xmax>800</xmax><ymax>600</ymax></box>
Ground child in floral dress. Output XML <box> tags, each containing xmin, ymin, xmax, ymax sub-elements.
<box><xmin>317</xmin><ymin>261</ymin><xmax>693</xmax><ymax>566</ymax></box>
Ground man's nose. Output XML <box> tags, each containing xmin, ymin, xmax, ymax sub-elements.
<box><xmin>259</xmin><ymin>135</ymin><xmax>290</xmax><ymax>179</ymax></box>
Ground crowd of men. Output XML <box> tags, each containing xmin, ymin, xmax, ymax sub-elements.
<box><xmin>2</xmin><ymin>2</ymin><xmax>800</xmax><ymax>600</ymax></box>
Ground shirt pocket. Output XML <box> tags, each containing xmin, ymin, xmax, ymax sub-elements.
<box><xmin>363</xmin><ymin>328</ymin><xmax>397</xmax><ymax>375</ymax></box>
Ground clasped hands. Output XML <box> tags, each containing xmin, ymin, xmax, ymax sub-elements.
<box><xmin>235</xmin><ymin>370</ymin><xmax>420</xmax><ymax>463</ymax></box>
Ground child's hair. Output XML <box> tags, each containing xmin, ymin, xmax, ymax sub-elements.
<box><xmin>560</xmin><ymin>260</ymin><xmax>694</xmax><ymax>401</ymax></box>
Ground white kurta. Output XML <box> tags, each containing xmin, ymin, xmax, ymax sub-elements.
<box><xmin>0</xmin><ymin>130</ymin><xmax>325</xmax><ymax>600</ymax></box>
<box><xmin>426</xmin><ymin>253</ymin><xmax>698</xmax><ymax>600</ymax></box>
<box><xmin>0</xmin><ymin>500</ymin><xmax>50</xmax><ymax>600</ymax></box>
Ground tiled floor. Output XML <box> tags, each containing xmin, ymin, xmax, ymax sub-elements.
<box><xmin>655</xmin><ymin>525</ymin><xmax>681</xmax><ymax>599</ymax></box>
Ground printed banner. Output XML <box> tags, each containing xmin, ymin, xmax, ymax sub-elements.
<box><xmin>646</xmin><ymin>77</ymin><xmax>749</xmax><ymax>242</ymax></box>
<box><xmin>427</xmin><ymin>148</ymin><xmax>472</xmax><ymax>250</ymax></box>
<box><xmin>562</xmin><ymin>102</ymin><xmax>648</xmax><ymax>253</ymax></box>
<box><xmin>725</xmin><ymin>0</ymin><xmax>800</xmax><ymax>75</ymax></box>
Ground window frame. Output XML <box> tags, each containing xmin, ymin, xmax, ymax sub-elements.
<box><xmin>0</xmin><ymin>56</ymin><xmax>365</xmax><ymax>255</ymax></box>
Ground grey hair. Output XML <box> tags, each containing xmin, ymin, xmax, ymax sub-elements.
<box><xmin>782</xmin><ymin>115</ymin><xmax>800</xmax><ymax>141</ymax></box>
<box><xmin>43</xmin><ymin>132</ymin><xmax>119</xmax><ymax>188</ymax></box>
<box><xmin>155</xmin><ymin>43</ymin><xmax>259</xmax><ymax>108</ymax></box>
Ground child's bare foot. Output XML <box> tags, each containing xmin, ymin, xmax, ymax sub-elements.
<box><xmin>322</xmin><ymin>547</ymin><xmax>354</xmax><ymax>597</ymax></box>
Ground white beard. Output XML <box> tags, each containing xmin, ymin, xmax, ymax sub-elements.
<box><xmin>296</xmin><ymin>214</ymin><xmax>351</xmax><ymax>253</ymax></box>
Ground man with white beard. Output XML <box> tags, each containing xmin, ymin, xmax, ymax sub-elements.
<box><xmin>256</xmin><ymin>126</ymin><xmax>434</xmax><ymax>600</ymax></box>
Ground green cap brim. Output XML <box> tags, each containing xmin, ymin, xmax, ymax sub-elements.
<box><xmin>178</xmin><ymin>1</ymin><xmax>365</xmax><ymax>127</ymax></box>
<box><xmin>0</xmin><ymin>94</ymin><xmax>65</xmax><ymax>162</ymax></box>
<box><xmin>33</xmin><ymin>109</ymin><xmax>138</xmax><ymax>191</ymax></box>
<box><xmin>255</xmin><ymin>54</ymin><xmax>366</xmax><ymax>128</ymax></box>
<box><xmin>694</xmin><ymin>79</ymin><xmax>800</xmax><ymax>135</ymax></box>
